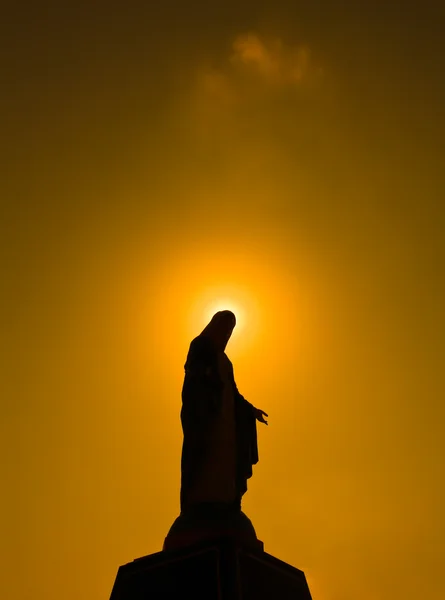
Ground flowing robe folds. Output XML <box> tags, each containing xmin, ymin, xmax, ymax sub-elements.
<box><xmin>180</xmin><ymin>335</ymin><xmax>258</xmax><ymax>513</ymax></box>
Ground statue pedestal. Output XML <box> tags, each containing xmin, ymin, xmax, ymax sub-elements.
<box><xmin>163</xmin><ymin>503</ymin><xmax>263</xmax><ymax>552</ymax></box>
<box><xmin>109</xmin><ymin>537</ymin><xmax>313</xmax><ymax>599</ymax></box>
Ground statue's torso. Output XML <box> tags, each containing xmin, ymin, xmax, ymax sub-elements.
<box><xmin>186</xmin><ymin>352</ymin><xmax>237</xmax><ymax>505</ymax></box>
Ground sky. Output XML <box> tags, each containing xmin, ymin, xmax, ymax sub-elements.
<box><xmin>1</xmin><ymin>1</ymin><xmax>444</xmax><ymax>599</ymax></box>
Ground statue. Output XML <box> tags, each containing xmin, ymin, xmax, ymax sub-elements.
<box><xmin>164</xmin><ymin>310</ymin><xmax>268</xmax><ymax>551</ymax></box>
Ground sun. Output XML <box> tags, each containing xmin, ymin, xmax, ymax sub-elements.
<box><xmin>189</xmin><ymin>284</ymin><xmax>256</xmax><ymax>343</ymax></box>
<box><xmin>204</xmin><ymin>299</ymin><xmax>244</xmax><ymax>327</ymax></box>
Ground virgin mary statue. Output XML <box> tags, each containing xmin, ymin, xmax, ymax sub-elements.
<box><xmin>180</xmin><ymin>310</ymin><xmax>268</xmax><ymax>514</ymax></box>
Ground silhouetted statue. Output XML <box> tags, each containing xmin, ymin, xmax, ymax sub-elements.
<box><xmin>180</xmin><ymin>310</ymin><xmax>268</xmax><ymax>515</ymax></box>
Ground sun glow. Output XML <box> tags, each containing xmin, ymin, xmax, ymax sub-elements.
<box><xmin>145</xmin><ymin>233</ymin><xmax>311</xmax><ymax>370</ymax></box>
<box><xmin>191</xmin><ymin>291</ymin><xmax>258</xmax><ymax>356</ymax></box>
<box><xmin>203</xmin><ymin>299</ymin><xmax>244</xmax><ymax>329</ymax></box>
<box><xmin>191</xmin><ymin>284</ymin><xmax>255</xmax><ymax>339</ymax></box>
<box><xmin>180</xmin><ymin>275</ymin><xmax>266</xmax><ymax>357</ymax></box>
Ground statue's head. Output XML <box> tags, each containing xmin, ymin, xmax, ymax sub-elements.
<box><xmin>200</xmin><ymin>310</ymin><xmax>236</xmax><ymax>351</ymax></box>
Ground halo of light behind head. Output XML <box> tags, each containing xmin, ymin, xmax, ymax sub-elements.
<box><xmin>204</xmin><ymin>300</ymin><xmax>243</xmax><ymax>334</ymax></box>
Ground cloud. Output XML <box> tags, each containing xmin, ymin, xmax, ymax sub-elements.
<box><xmin>188</xmin><ymin>31</ymin><xmax>320</xmax><ymax>128</ymax></box>
<box><xmin>175</xmin><ymin>30</ymin><xmax>323</xmax><ymax>177</ymax></box>
<box><xmin>230</xmin><ymin>32</ymin><xmax>313</xmax><ymax>86</ymax></box>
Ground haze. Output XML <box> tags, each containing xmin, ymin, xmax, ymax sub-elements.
<box><xmin>1</xmin><ymin>2</ymin><xmax>444</xmax><ymax>599</ymax></box>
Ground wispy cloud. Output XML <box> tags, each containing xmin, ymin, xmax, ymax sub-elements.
<box><xmin>192</xmin><ymin>31</ymin><xmax>321</xmax><ymax>112</ymax></box>
<box><xmin>187</xmin><ymin>31</ymin><xmax>322</xmax><ymax>141</ymax></box>
<box><xmin>230</xmin><ymin>32</ymin><xmax>313</xmax><ymax>85</ymax></box>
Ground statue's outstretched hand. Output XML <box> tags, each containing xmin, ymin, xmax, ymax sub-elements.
<box><xmin>254</xmin><ymin>408</ymin><xmax>268</xmax><ymax>425</ymax></box>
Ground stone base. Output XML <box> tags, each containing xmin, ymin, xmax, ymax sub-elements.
<box><xmin>109</xmin><ymin>537</ymin><xmax>313</xmax><ymax>599</ymax></box>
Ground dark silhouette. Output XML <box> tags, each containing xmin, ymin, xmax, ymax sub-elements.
<box><xmin>110</xmin><ymin>313</ymin><xmax>313</xmax><ymax>597</ymax></box>
<box><xmin>179</xmin><ymin>310</ymin><xmax>268</xmax><ymax>515</ymax></box>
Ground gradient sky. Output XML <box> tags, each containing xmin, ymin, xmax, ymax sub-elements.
<box><xmin>1</xmin><ymin>2</ymin><xmax>444</xmax><ymax>599</ymax></box>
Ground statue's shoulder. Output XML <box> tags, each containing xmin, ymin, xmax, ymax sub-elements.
<box><xmin>185</xmin><ymin>337</ymin><xmax>215</xmax><ymax>372</ymax></box>
<box><xmin>188</xmin><ymin>335</ymin><xmax>214</xmax><ymax>355</ymax></box>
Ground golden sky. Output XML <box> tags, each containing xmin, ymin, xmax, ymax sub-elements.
<box><xmin>1</xmin><ymin>2</ymin><xmax>444</xmax><ymax>599</ymax></box>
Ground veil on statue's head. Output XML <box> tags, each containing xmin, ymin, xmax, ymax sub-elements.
<box><xmin>199</xmin><ymin>310</ymin><xmax>236</xmax><ymax>352</ymax></box>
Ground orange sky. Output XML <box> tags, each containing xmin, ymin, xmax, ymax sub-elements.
<box><xmin>1</xmin><ymin>2</ymin><xmax>444</xmax><ymax>600</ymax></box>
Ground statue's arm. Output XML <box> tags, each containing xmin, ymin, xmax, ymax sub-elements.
<box><xmin>231</xmin><ymin>367</ymin><xmax>255</xmax><ymax>413</ymax></box>
<box><xmin>230</xmin><ymin>363</ymin><xmax>268</xmax><ymax>425</ymax></box>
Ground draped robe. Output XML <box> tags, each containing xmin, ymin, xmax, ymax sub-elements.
<box><xmin>180</xmin><ymin>335</ymin><xmax>259</xmax><ymax>513</ymax></box>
